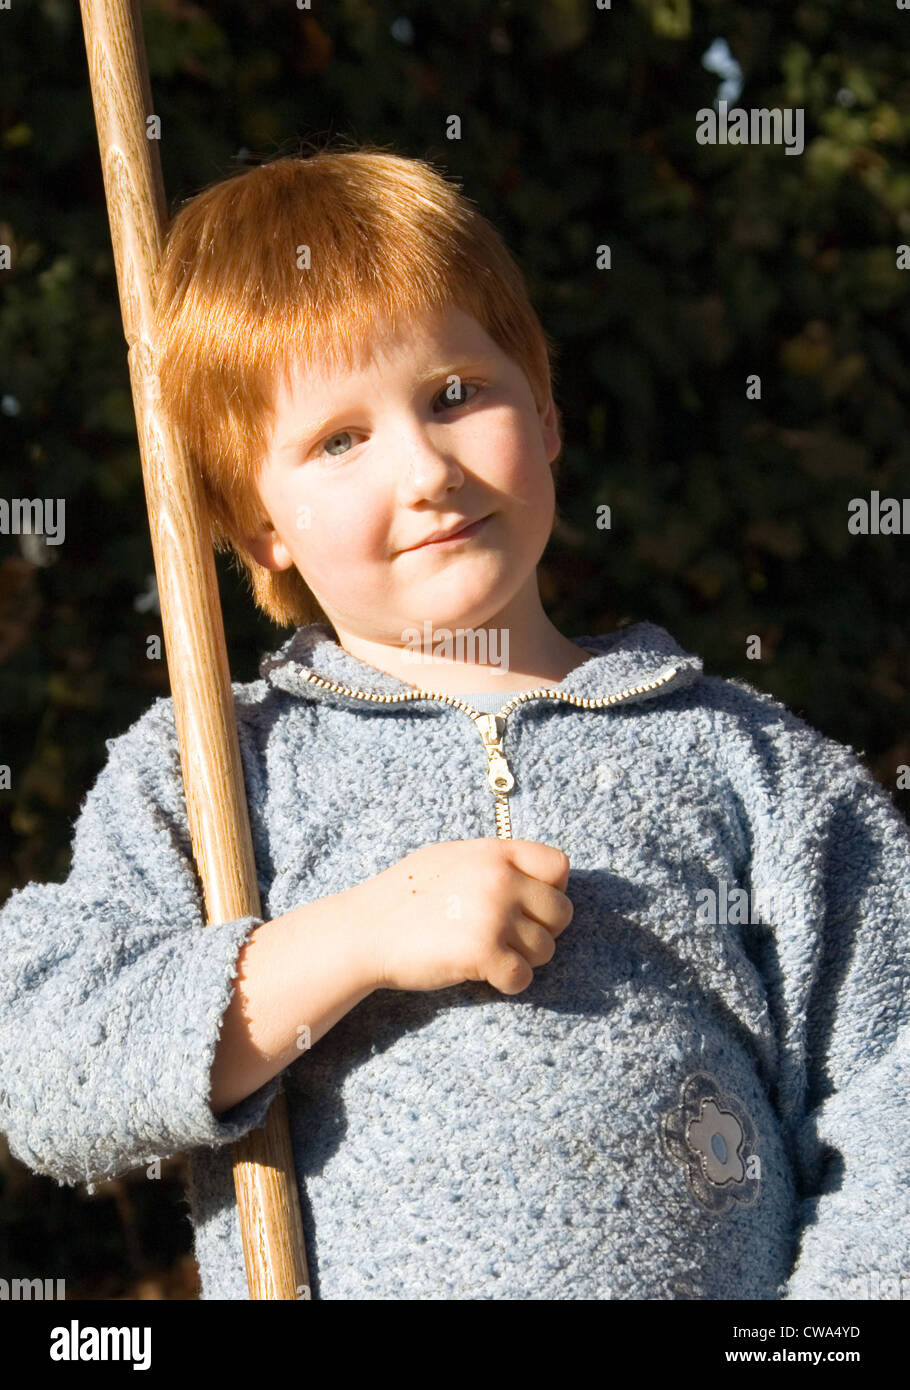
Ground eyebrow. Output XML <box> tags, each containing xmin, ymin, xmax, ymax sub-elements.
<box><xmin>279</xmin><ymin>359</ymin><xmax>492</xmax><ymax>453</ymax></box>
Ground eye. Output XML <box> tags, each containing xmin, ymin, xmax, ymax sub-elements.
<box><xmin>310</xmin><ymin>381</ymin><xmax>483</xmax><ymax>462</ymax></box>
<box><xmin>435</xmin><ymin>380</ymin><xmax>481</xmax><ymax>410</ymax></box>
<box><xmin>321</xmin><ymin>430</ymin><xmax>358</xmax><ymax>458</ymax></box>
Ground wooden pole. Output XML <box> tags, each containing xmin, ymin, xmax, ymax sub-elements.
<box><xmin>78</xmin><ymin>0</ymin><xmax>310</xmax><ymax>1300</ymax></box>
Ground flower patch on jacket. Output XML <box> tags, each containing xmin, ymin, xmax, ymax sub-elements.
<box><xmin>661</xmin><ymin>1072</ymin><xmax>761</xmax><ymax>1213</ymax></box>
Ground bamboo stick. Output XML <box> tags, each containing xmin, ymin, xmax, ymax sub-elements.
<box><xmin>78</xmin><ymin>0</ymin><xmax>310</xmax><ymax>1300</ymax></box>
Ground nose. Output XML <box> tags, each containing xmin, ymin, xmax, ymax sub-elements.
<box><xmin>396</xmin><ymin>423</ymin><xmax>465</xmax><ymax>503</ymax></box>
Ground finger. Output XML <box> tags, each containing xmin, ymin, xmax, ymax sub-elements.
<box><xmin>515</xmin><ymin>878</ymin><xmax>574</xmax><ymax>935</ymax></box>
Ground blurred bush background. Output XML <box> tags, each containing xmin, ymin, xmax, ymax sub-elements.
<box><xmin>1</xmin><ymin>0</ymin><xmax>907</xmax><ymax>1298</ymax></box>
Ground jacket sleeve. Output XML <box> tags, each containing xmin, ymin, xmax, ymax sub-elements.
<box><xmin>775</xmin><ymin>738</ymin><xmax>910</xmax><ymax>1300</ymax></box>
<box><xmin>0</xmin><ymin>696</ymin><xmax>283</xmax><ymax>1188</ymax></box>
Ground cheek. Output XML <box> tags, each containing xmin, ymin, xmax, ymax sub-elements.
<box><xmin>491</xmin><ymin>438</ymin><xmax>554</xmax><ymax>512</ymax></box>
<box><xmin>479</xmin><ymin>410</ymin><xmax>547</xmax><ymax>480</ymax></box>
<box><xmin>292</xmin><ymin>484</ymin><xmax>389</xmax><ymax>568</ymax></box>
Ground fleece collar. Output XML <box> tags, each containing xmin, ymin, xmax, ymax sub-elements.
<box><xmin>259</xmin><ymin>620</ymin><xmax>704</xmax><ymax>712</ymax></box>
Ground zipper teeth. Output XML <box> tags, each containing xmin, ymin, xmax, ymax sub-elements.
<box><xmin>288</xmin><ymin>663</ymin><xmax>684</xmax><ymax>713</ymax></box>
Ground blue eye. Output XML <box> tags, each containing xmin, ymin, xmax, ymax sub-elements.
<box><xmin>436</xmin><ymin>381</ymin><xmax>480</xmax><ymax>409</ymax></box>
<box><xmin>314</xmin><ymin>382</ymin><xmax>482</xmax><ymax>461</ymax></box>
<box><xmin>323</xmin><ymin>431</ymin><xmax>355</xmax><ymax>457</ymax></box>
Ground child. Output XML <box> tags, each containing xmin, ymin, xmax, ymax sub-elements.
<box><xmin>2</xmin><ymin>145</ymin><xmax>908</xmax><ymax>1301</ymax></box>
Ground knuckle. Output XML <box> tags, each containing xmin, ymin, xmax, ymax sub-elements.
<box><xmin>483</xmin><ymin>858</ymin><xmax>515</xmax><ymax>897</ymax></box>
<box><xmin>501</xmin><ymin>953</ymin><xmax>529</xmax><ymax>990</ymax></box>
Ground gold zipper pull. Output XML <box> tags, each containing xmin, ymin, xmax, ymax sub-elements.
<box><xmin>473</xmin><ymin>713</ymin><xmax>515</xmax><ymax>794</ymax></box>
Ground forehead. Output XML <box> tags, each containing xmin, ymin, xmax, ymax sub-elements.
<box><xmin>274</xmin><ymin>303</ymin><xmax>497</xmax><ymax>404</ymax></box>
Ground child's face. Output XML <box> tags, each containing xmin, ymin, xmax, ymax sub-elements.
<box><xmin>245</xmin><ymin>303</ymin><xmax>561</xmax><ymax>644</ymax></box>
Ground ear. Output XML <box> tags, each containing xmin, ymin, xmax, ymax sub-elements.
<box><xmin>242</xmin><ymin>525</ymin><xmax>296</xmax><ymax>572</ymax></box>
<box><xmin>539</xmin><ymin>390</ymin><xmax>562</xmax><ymax>465</ymax></box>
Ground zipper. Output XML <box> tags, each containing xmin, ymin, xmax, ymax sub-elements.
<box><xmin>289</xmin><ymin>665</ymin><xmax>685</xmax><ymax>840</ymax></box>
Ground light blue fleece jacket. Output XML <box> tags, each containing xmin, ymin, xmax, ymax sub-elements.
<box><xmin>1</xmin><ymin>620</ymin><xmax>908</xmax><ymax>1300</ymax></box>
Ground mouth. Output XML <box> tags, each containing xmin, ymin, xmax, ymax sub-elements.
<box><xmin>403</xmin><ymin>514</ymin><xmax>493</xmax><ymax>552</ymax></box>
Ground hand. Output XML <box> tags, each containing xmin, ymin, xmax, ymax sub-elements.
<box><xmin>355</xmin><ymin>837</ymin><xmax>573</xmax><ymax>995</ymax></box>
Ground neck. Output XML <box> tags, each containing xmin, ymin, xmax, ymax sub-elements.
<box><xmin>329</xmin><ymin>581</ymin><xmax>590</xmax><ymax>695</ymax></box>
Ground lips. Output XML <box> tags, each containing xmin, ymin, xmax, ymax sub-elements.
<box><xmin>403</xmin><ymin>514</ymin><xmax>491</xmax><ymax>551</ymax></box>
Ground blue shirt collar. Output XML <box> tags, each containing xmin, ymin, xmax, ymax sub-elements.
<box><xmin>259</xmin><ymin>621</ymin><xmax>704</xmax><ymax>710</ymax></box>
